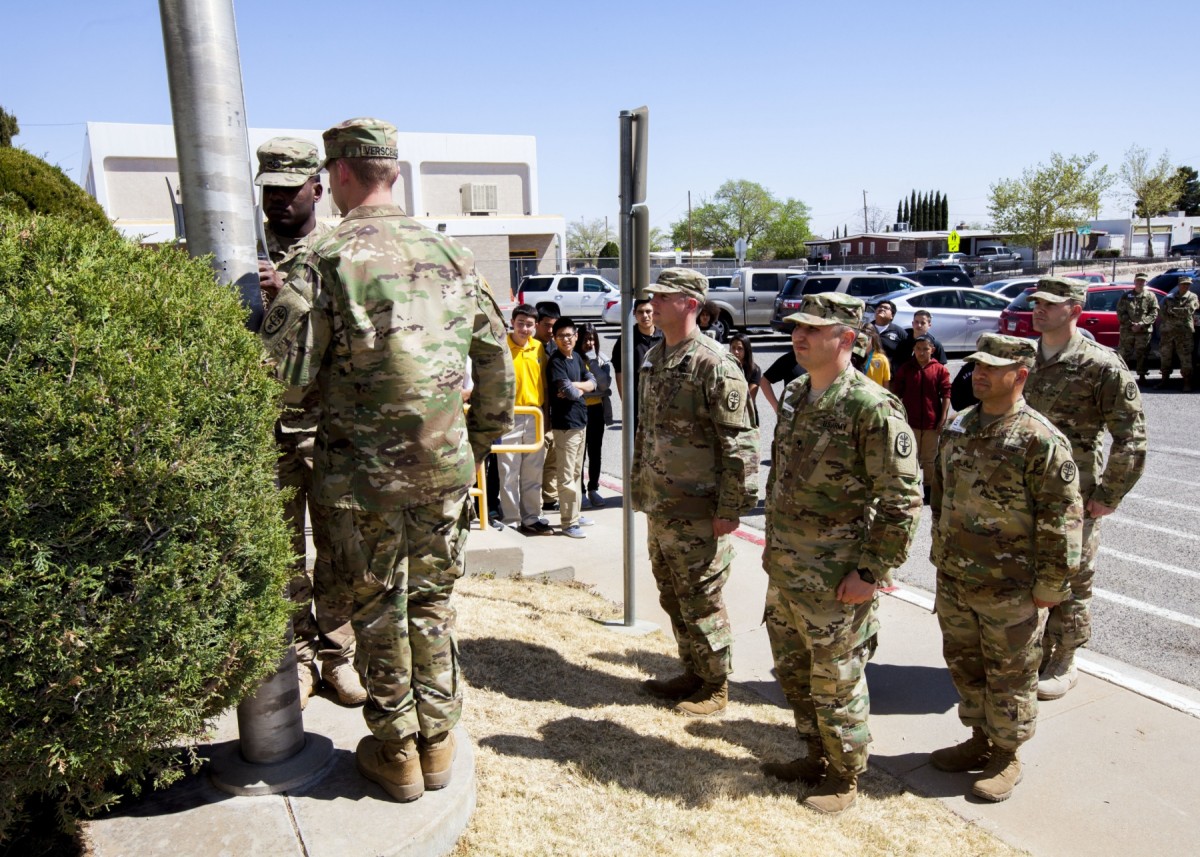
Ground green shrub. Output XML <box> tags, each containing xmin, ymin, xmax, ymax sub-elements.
<box><xmin>1094</xmin><ymin>248</ymin><xmax>1121</xmax><ymax>258</ymax></box>
<box><xmin>597</xmin><ymin>240</ymin><xmax>619</xmax><ymax>262</ymax></box>
<box><xmin>0</xmin><ymin>213</ymin><xmax>294</xmax><ymax>840</ymax></box>
<box><xmin>0</xmin><ymin>148</ymin><xmax>110</xmax><ymax>230</ymax></box>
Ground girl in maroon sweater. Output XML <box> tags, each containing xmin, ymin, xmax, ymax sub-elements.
<box><xmin>890</xmin><ymin>336</ymin><xmax>950</xmax><ymax>502</ymax></box>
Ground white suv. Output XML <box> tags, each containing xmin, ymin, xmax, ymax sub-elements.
<box><xmin>516</xmin><ymin>273</ymin><xmax>619</xmax><ymax>318</ymax></box>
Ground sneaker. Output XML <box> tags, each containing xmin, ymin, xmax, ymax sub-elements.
<box><xmin>489</xmin><ymin>517</ymin><xmax>506</xmax><ymax>531</ymax></box>
<box><xmin>578</xmin><ymin>516</ymin><xmax>595</xmax><ymax>527</ymax></box>
<box><xmin>562</xmin><ymin>525</ymin><xmax>587</xmax><ymax>539</ymax></box>
<box><xmin>517</xmin><ymin>521</ymin><xmax>553</xmax><ymax>536</ymax></box>
<box><xmin>542</xmin><ymin>501</ymin><xmax>559</xmax><ymax>512</ymax></box>
<box><xmin>587</xmin><ymin>490</ymin><xmax>606</xmax><ymax>508</ymax></box>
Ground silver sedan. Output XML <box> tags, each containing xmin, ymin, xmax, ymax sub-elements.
<box><xmin>866</xmin><ymin>286</ymin><xmax>1011</xmax><ymax>352</ymax></box>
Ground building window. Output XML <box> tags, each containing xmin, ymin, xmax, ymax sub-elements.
<box><xmin>869</xmin><ymin>242</ymin><xmax>875</xmax><ymax>255</ymax></box>
<box><xmin>887</xmin><ymin>241</ymin><xmax>899</xmax><ymax>252</ymax></box>
<box><xmin>857</xmin><ymin>242</ymin><xmax>863</xmax><ymax>254</ymax></box>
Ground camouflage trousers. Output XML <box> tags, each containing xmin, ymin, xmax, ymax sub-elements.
<box><xmin>278</xmin><ymin>431</ymin><xmax>354</xmax><ymax>667</ymax></box>
<box><xmin>935</xmin><ymin>572</ymin><xmax>1047</xmax><ymax>751</ymax></box>
<box><xmin>646</xmin><ymin>515</ymin><xmax>734</xmax><ymax>683</ymax></box>
<box><xmin>764</xmin><ymin>583</ymin><xmax>877</xmax><ymax>776</ymax></box>
<box><xmin>1043</xmin><ymin>514</ymin><xmax>1099</xmax><ymax>655</ymax></box>
<box><xmin>1159</xmin><ymin>328</ymin><xmax>1194</xmax><ymax>377</ymax></box>
<box><xmin>326</xmin><ymin>491</ymin><xmax>470</xmax><ymax>741</ymax></box>
<box><xmin>1118</xmin><ymin>328</ymin><xmax>1152</xmax><ymax>376</ymax></box>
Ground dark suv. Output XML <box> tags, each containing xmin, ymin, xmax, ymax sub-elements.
<box><xmin>770</xmin><ymin>272</ymin><xmax>917</xmax><ymax>331</ymax></box>
<box><xmin>1148</xmin><ymin>268</ymin><xmax>1199</xmax><ymax>294</ymax></box>
<box><xmin>1169</xmin><ymin>238</ymin><xmax>1200</xmax><ymax>257</ymax></box>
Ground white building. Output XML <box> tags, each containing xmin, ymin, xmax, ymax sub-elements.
<box><xmin>1089</xmin><ymin>212</ymin><xmax>1200</xmax><ymax>257</ymax></box>
<box><xmin>81</xmin><ymin>121</ymin><xmax>566</xmax><ymax>299</ymax></box>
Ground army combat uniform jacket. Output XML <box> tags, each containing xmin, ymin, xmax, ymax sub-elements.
<box><xmin>1115</xmin><ymin>290</ymin><xmax>1158</xmax><ymax>332</ymax></box>
<box><xmin>630</xmin><ymin>330</ymin><xmax>758</xmax><ymax>521</ymax></box>
<box><xmin>1024</xmin><ymin>333</ymin><xmax>1146</xmax><ymax>507</ymax></box>
<box><xmin>1161</xmin><ymin>290</ymin><xmax>1199</xmax><ymax>334</ymax></box>
<box><xmin>931</xmin><ymin>399</ymin><xmax>1083</xmax><ymax>604</ymax></box>
<box><xmin>764</xmin><ymin>365</ymin><xmax>921</xmax><ymax>592</ymax></box>
<box><xmin>262</xmin><ymin>204</ymin><xmax>514</xmax><ymax>512</ymax></box>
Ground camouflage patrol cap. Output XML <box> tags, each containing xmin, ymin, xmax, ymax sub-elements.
<box><xmin>644</xmin><ymin>268</ymin><xmax>708</xmax><ymax>302</ymax></box>
<box><xmin>965</xmin><ymin>332</ymin><xmax>1036</xmax><ymax>368</ymax></box>
<box><xmin>321</xmin><ymin>117</ymin><xmax>399</xmax><ymax>166</ymax></box>
<box><xmin>1029</xmin><ymin>276</ymin><xmax>1088</xmax><ymax>304</ymax></box>
<box><xmin>784</xmin><ymin>292</ymin><xmax>864</xmax><ymax>327</ymax></box>
<box><xmin>254</xmin><ymin>137</ymin><xmax>321</xmax><ymax>187</ymax></box>
<box><xmin>1179</xmin><ymin>276</ymin><xmax>1194</xmax><ymax>287</ymax></box>
<box><xmin>852</xmin><ymin>331</ymin><xmax>869</xmax><ymax>358</ymax></box>
<box><xmin>1134</xmin><ymin>271</ymin><xmax>1148</xmax><ymax>281</ymax></box>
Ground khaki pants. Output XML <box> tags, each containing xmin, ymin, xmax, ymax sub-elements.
<box><xmin>554</xmin><ymin>427</ymin><xmax>586</xmax><ymax>528</ymax></box>
<box><xmin>915</xmin><ymin>428</ymin><xmax>940</xmax><ymax>490</ymax></box>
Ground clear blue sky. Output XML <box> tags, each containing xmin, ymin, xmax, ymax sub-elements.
<box><xmin>3</xmin><ymin>0</ymin><xmax>1195</xmax><ymax>240</ymax></box>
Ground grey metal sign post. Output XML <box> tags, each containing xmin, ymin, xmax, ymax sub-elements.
<box><xmin>159</xmin><ymin>0</ymin><xmax>331</xmax><ymax>794</ymax></box>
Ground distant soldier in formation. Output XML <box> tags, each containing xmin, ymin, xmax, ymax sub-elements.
<box><xmin>930</xmin><ymin>333</ymin><xmax>1083</xmax><ymax>802</ymax></box>
<box><xmin>1024</xmin><ymin>277</ymin><xmax>1146</xmax><ymax>700</ymax></box>
<box><xmin>760</xmin><ymin>292</ymin><xmax>921</xmax><ymax>816</ymax></box>
<box><xmin>254</xmin><ymin>137</ymin><xmax>363</xmax><ymax>708</ymax></box>
<box><xmin>263</xmin><ymin>118</ymin><xmax>514</xmax><ymax>802</ymax></box>
<box><xmin>632</xmin><ymin>268</ymin><xmax>759</xmax><ymax>718</ymax></box>
<box><xmin>1156</xmin><ymin>275</ymin><xmax>1198</xmax><ymax>392</ymax></box>
<box><xmin>1115</xmin><ymin>272</ymin><xmax>1158</xmax><ymax>382</ymax></box>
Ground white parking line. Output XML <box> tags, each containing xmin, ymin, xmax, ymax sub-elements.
<box><xmin>1107</xmin><ymin>515</ymin><xmax>1200</xmax><ymax>543</ymax></box>
<box><xmin>1100</xmin><ymin>547</ymin><xmax>1200</xmax><ymax>581</ymax></box>
<box><xmin>1094</xmin><ymin>589</ymin><xmax>1200</xmax><ymax>630</ymax></box>
<box><xmin>1147</xmin><ymin>445</ymin><xmax>1200</xmax><ymax>460</ymax></box>
<box><xmin>1122</xmin><ymin>493</ymin><xmax>1200</xmax><ymax>513</ymax></box>
<box><xmin>1138</xmin><ymin>473</ymin><xmax>1200</xmax><ymax>487</ymax></box>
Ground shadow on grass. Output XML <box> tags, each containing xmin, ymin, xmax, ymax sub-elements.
<box><xmin>480</xmin><ymin>716</ymin><xmax>785</xmax><ymax>807</ymax></box>
<box><xmin>461</xmin><ymin>638</ymin><xmax>652</xmax><ymax>708</ymax></box>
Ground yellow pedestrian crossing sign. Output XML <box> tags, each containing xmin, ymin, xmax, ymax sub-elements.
<box><xmin>947</xmin><ymin>231</ymin><xmax>961</xmax><ymax>252</ymax></box>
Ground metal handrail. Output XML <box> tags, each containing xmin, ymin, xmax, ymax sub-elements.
<box><xmin>469</xmin><ymin>404</ymin><xmax>545</xmax><ymax>528</ymax></box>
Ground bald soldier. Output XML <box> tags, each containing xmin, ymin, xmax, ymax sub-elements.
<box><xmin>263</xmin><ymin>118</ymin><xmax>514</xmax><ymax>802</ymax></box>
<box><xmin>1024</xmin><ymin>277</ymin><xmax>1146</xmax><ymax>700</ymax></box>
<box><xmin>760</xmin><ymin>292</ymin><xmax>921</xmax><ymax>816</ymax></box>
<box><xmin>254</xmin><ymin>137</ymin><xmax>364</xmax><ymax>709</ymax></box>
<box><xmin>930</xmin><ymin>333</ymin><xmax>1083</xmax><ymax>802</ymax></box>
<box><xmin>633</xmin><ymin>268</ymin><xmax>759</xmax><ymax>718</ymax></box>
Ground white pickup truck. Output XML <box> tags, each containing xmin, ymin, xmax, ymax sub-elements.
<box><xmin>706</xmin><ymin>267</ymin><xmax>806</xmax><ymax>330</ymax></box>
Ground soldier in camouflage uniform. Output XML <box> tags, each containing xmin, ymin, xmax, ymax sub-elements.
<box><xmin>1156</xmin><ymin>275</ymin><xmax>1199</xmax><ymax>392</ymax></box>
<box><xmin>930</xmin><ymin>332</ymin><xmax>1083</xmax><ymax>802</ymax></box>
<box><xmin>1115</xmin><ymin>272</ymin><xmax>1159</xmax><ymax>381</ymax></box>
<box><xmin>1024</xmin><ymin>277</ymin><xmax>1146</xmax><ymax>700</ymax></box>
<box><xmin>760</xmin><ymin>293</ymin><xmax>921</xmax><ymax>816</ymax></box>
<box><xmin>262</xmin><ymin>119</ymin><xmax>514</xmax><ymax>802</ymax></box>
<box><xmin>254</xmin><ymin>137</ymin><xmax>364</xmax><ymax>709</ymax></box>
<box><xmin>631</xmin><ymin>268</ymin><xmax>759</xmax><ymax>718</ymax></box>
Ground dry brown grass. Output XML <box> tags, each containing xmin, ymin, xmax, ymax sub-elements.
<box><xmin>450</xmin><ymin>577</ymin><xmax>1024</xmax><ymax>857</ymax></box>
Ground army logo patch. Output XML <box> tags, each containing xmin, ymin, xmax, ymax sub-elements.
<box><xmin>725</xmin><ymin>389</ymin><xmax>742</xmax><ymax>411</ymax></box>
<box><xmin>895</xmin><ymin>432</ymin><xmax>913</xmax><ymax>457</ymax></box>
<box><xmin>1060</xmin><ymin>460</ymin><xmax>1077</xmax><ymax>483</ymax></box>
<box><xmin>1124</xmin><ymin>380</ymin><xmax>1137</xmax><ymax>401</ymax></box>
<box><xmin>262</xmin><ymin>304</ymin><xmax>290</xmax><ymax>337</ymax></box>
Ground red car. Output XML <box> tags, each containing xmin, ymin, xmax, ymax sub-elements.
<box><xmin>998</xmin><ymin>284</ymin><xmax>1166</xmax><ymax>348</ymax></box>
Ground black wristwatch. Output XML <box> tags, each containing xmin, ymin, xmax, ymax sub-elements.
<box><xmin>856</xmin><ymin>569</ymin><xmax>877</xmax><ymax>585</ymax></box>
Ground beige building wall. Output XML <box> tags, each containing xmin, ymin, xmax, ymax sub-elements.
<box><xmin>456</xmin><ymin>235</ymin><xmax>511</xmax><ymax>300</ymax></box>
<box><xmin>419</xmin><ymin>162</ymin><xmax>530</xmax><ymax>217</ymax></box>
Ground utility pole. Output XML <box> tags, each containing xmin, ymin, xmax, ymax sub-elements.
<box><xmin>160</xmin><ymin>0</ymin><xmax>331</xmax><ymax>795</ymax></box>
<box><xmin>863</xmin><ymin>189</ymin><xmax>869</xmax><ymax>234</ymax></box>
<box><xmin>688</xmin><ymin>190</ymin><xmax>694</xmax><ymax>259</ymax></box>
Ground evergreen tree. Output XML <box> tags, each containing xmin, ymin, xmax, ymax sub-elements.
<box><xmin>933</xmin><ymin>191</ymin><xmax>943</xmax><ymax>230</ymax></box>
<box><xmin>917</xmin><ymin>192</ymin><xmax>927</xmax><ymax>230</ymax></box>
<box><xmin>0</xmin><ymin>106</ymin><xmax>17</xmax><ymax>148</ymax></box>
<box><xmin>896</xmin><ymin>201</ymin><xmax>902</xmax><ymax>224</ymax></box>
<box><xmin>941</xmin><ymin>193</ymin><xmax>949</xmax><ymax>229</ymax></box>
<box><xmin>910</xmin><ymin>190</ymin><xmax>918</xmax><ymax>229</ymax></box>
<box><xmin>902</xmin><ymin>198</ymin><xmax>910</xmax><ymax>225</ymax></box>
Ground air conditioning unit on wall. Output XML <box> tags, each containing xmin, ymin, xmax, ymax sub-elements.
<box><xmin>461</xmin><ymin>183</ymin><xmax>498</xmax><ymax>215</ymax></box>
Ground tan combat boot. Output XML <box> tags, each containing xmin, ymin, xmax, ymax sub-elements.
<box><xmin>419</xmin><ymin>731</ymin><xmax>457</xmax><ymax>790</ymax></box>
<box><xmin>930</xmin><ymin>727</ymin><xmax>991</xmax><ymax>771</ymax></box>
<box><xmin>802</xmin><ymin>768</ymin><xmax>858</xmax><ymax>815</ymax></box>
<box><xmin>673</xmin><ymin>680</ymin><xmax>728</xmax><ymax>717</ymax></box>
<box><xmin>971</xmin><ymin>747</ymin><xmax>1022</xmax><ymax>802</ymax></box>
<box><xmin>1038</xmin><ymin>650</ymin><xmax>1078</xmax><ymax>700</ymax></box>
<box><xmin>356</xmin><ymin>735</ymin><xmax>424</xmax><ymax>802</ymax></box>
<box><xmin>296</xmin><ymin>661</ymin><xmax>318</xmax><ymax>710</ymax></box>
<box><xmin>323</xmin><ymin>660</ymin><xmax>368</xmax><ymax>706</ymax></box>
<box><xmin>762</xmin><ymin>735</ymin><xmax>827</xmax><ymax>786</ymax></box>
<box><xmin>642</xmin><ymin>671</ymin><xmax>703</xmax><ymax>701</ymax></box>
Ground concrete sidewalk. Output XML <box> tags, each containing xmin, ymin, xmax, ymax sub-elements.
<box><xmin>515</xmin><ymin>483</ymin><xmax>1200</xmax><ymax>857</ymax></box>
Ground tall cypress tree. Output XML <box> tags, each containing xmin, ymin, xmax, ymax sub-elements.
<box><xmin>896</xmin><ymin>201</ymin><xmax>903</xmax><ymax>224</ymax></box>
<box><xmin>918</xmin><ymin>192</ymin><xmax>928</xmax><ymax>230</ymax></box>
<box><xmin>903</xmin><ymin>198</ymin><xmax>910</xmax><ymax>225</ymax></box>
<box><xmin>933</xmin><ymin>191</ymin><xmax>943</xmax><ymax>230</ymax></box>
<box><xmin>941</xmin><ymin>193</ymin><xmax>949</xmax><ymax>229</ymax></box>
<box><xmin>910</xmin><ymin>190</ymin><xmax>918</xmax><ymax>229</ymax></box>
